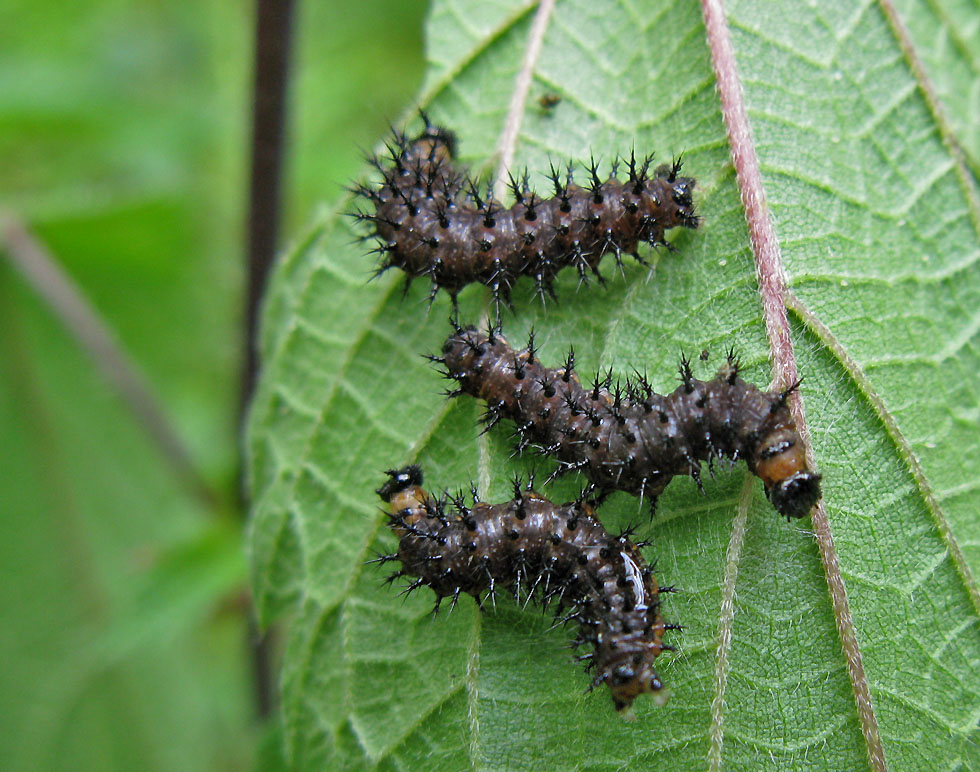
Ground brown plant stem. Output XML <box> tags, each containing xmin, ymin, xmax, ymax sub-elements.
<box><xmin>241</xmin><ymin>0</ymin><xmax>296</xmax><ymax>721</ymax></box>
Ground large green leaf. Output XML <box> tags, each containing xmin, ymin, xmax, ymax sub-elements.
<box><xmin>247</xmin><ymin>0</ymin><xmax>980</xmax><ymax>769</ymax></box>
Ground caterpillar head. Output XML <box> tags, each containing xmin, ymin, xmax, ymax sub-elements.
<box><xmin>603</xmin><ymin>651</ymin><xmax>669</xmax><ymax>713</ymax></box>
<box><xmin>753</xmin><ymin>427</ymin><xmax>822</xmax><ymax>518</ymax></box>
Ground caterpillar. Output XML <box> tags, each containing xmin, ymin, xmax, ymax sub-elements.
<box><xmin>351</xmin><ymin>120</ymin><xmax>700</xmax><ymax>313</ymax></box>
<box><xmin>436</xmin><ymin>325</ymin><xmax>822</xmax><ymax>519</ymax></box>
<box><xmin>375</xmin><ymin>465</ymin><xmax>675</xmax><ymax>711</ymax></box>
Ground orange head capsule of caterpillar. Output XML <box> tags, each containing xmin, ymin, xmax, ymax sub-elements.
<box><xmin>604</xmin><ymin>650</ymin><xmax>670</xmax><ymax>713</ymax></box>
<box><xmin>376</xmin><ymin>465</ymin><xmax>428</xmax><ymax>528</ymax></box>
<box><xmin>754</xmin><ymin>431</ymin><xmax>822</xmax><ymax>518</ymax></box>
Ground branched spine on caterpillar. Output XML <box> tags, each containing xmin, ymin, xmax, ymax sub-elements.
<box><xmin>351</xmin><ymin>118</ymin><xmax>700</xmax><ymax>314</ymax></box>
<box><xmin>375</xmin><ymin>466</ymin><xmax>675</xmax><ymax>712</ymax></box>
<box><xmin>436</xmin><ymin>324</ymin><xmax>822</xmax><ymax>519</ymax></box>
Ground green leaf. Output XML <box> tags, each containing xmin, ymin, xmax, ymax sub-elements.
<box><xmin>885</xmin><ymin>0</ymin><xmax>980</xmax><ymax>175</ymax></box>
<box><xmin>247</xmin><ymin>0</ymin><xmax>980</xmax><ymax>769</ymax></box>
<box><xmin>0</xmin><ymin>2</ymin><xmax>253</xmax><ymax>769</ymax></box>
<box><xmin>0</xmin><ymin>267</ymin><xmax>253</xmax><ymax>772</ymax></box>
<box><xmin>2</xmin><ymin>1</ymin><xmax>429</xmax><ymax>770</ymax></box>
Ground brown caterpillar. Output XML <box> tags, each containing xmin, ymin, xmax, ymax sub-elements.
<box><xmin>352</xmin><ymin>119</ymin><xmax>699</xmax><ymax>312</ymax></box>
<box><xmin>375</xmin><ymin>466</ymin><xmax>675</xmax><ymax>711</ymax></box>
<box><xmin>436</xmin><ymin>325</ymin><xmax>822</xmax><ymax>519</ymax></box>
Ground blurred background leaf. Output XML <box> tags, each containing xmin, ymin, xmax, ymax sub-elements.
<box><xmin>0</xmin><ymin>1</ymin><xmax>426</xmax><ymax>770</ymax></box>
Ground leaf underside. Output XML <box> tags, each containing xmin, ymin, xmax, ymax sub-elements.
<box><xmin>247</xmin><ymin>0</ymin><xmax>980</xmax><ymax>770</ymax></box>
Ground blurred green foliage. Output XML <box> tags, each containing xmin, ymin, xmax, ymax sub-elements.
<box><xmin>0</xmin><ymin>1</ymin><xmax>426</xmax><ymax>770</ymax></box>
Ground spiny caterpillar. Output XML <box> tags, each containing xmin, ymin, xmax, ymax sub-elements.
<box><xmin>437</xmin><ymin>325</ymin><xmax>822</xmax><ymax>519</ymax></box>
<box><xmin>351</xmin><ymin>119</ymin><xmax>699</xmax><ymax>313</ymax></box>
<box><xmin>375</xmin><ymin>466</ymin><xmax>675</xmax><ymax>711</ymax></box>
